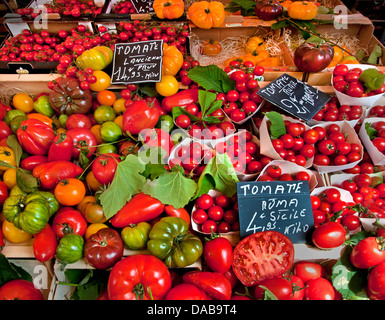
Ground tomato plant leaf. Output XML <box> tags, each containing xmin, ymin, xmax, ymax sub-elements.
<box><xmin>225</xmin><ymin>0</ymin><xmax>256</xmax><ymax>16</ymax></box>
<box><xmin>365</xmin><ymin>122</ymin><xmax>378</xmax><ymax>140</ymax></box>
<box><xmin>196</xmin><ymin>152</ymin><xmax>239</xmax><ymax>198</ymax></box>
<box><xmin>187</xmin><ymin>65</ymin><xmax>235</xmax><ymax>93</ymax></box>
<box><xmin>359</xmin><ymin>68</ymin><xmax>385</xmax><ymax>92</ymax></box>
<box><xmin>99</xmin><ymin>154</ymin><xmax>146</xmax><ymax>220</ymax></box>
<box><xmin>171</xmin><ymin>106</ymin><xmax>201</xmax><ymax>123</ymax></box>
<box><xmin>331</xmin><ymin>244</ymin><xmax>368</xmax><ymax>300</ymax></box>
<box><xmin>0</xmin><ymin>253</ymin><xmax>32</xmax><ymax>287</ymax></box>
<box><xmin>367</xmin><ymin>44</ymin><xmax>383</xmax><ymax>65</ymax></box>
<box><xmin>16</xmin><ymin>169</ymin><xmax>39</xmax><ymax>193</ymax></box>
<box><xmin>142</xmin><ymin>165</ymin><xmax>197</xmax><ymax>209</ymax></box>
<box><xmin>265</xmin><ymin>111</ymin><xmax>286</xmax><ymax>140</ymax></box>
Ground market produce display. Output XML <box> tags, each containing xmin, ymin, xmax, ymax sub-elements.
<box><xmin>0</xmin><ymin>0</ymin><xmax>385</xmax><ymax>303</ymax></box>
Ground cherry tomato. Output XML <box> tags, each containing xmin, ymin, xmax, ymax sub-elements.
<box><xmin>350</xmin><ymin>236</ymin><xmax>385</xmax><ymax>269</ymax></box>
<box><xmin>254</xmin><ymin>277</ymin><xmax>293</xmax><ymax>300</ymax></box>
<box><xmin>294</xmin><ymin>261</ymin><xmax>325</xmax><ymax>283</ymax></box>
<box><xmin>304</xmin><ymin>278</ymin><xmax>335</xmax><ymax>300</ymax></box>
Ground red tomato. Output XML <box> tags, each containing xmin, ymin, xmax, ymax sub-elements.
<box><xmin>304</xmin><ymin>277</ymin><xmax>335</xmax><ymax>300</ymax></box>
<box><xmin>232</xmin><ymin>231</ymin><xmax>295</xmax><ymax>286</ymax></box>
<box><xmin>285</xmin><ymin>274</ymin><xmax>305</xmax><ymax>300</ymax></box>
<box><xmin>108</xmin><ymin>254</ymin><xmax>172</xmax><ymax>300</ymax></box>
<box><xmin>48</xmin><ymin>132</ymin><xmax>73</xmax><ymax>162</ymax></box>
<box><xmin>312</xmin><ymin>222</ymin><xmax>347</xmax><ymax>249</ymax></box>
<box><xmin>294</xmin><ymin>261</ymin><xmax>325</xmax><ymax>283</ymax></box>
<box><xmin>203</xmin><ymin>236</ymin><xmax>233</xmax><ymax>273</ymax></box>
<box><xmin>0</xmin><ymin>279</ymin><xmax>44</xmax><ymax>300</ymax></box>
<box><xmin>122</xmin><ymin>99</ymin><xmax>159</xmax><ymax>135</ymax></box>
<box><xmin>254</xmin><ymin>277</ymin><xmax>293</xmax><ymax>300</ymax></box>
<box><xmin>350</xmin><ymin>237</ymin><xmax>385</xmax><ymax>269</ymax></box>
<box><xmin>0</xmin><ymin>181</ymin><xmax>8</xmax><ymax>205</ymax></box>
<box><xmin>66</xmin><ymin>127</ymin><xmax>97</xmax><ymax>159</ymax></box>
<box><xmin>165</xmin><ymin>283</ymin><xmax>208</xmax><ymax>300</ymax></box>
<box><xmin>84</xmin><ymin>228</ymin><xmax>124</xmax><ymax>270</ymax></box>
<box><xmin>91</xmin><ymin>153</ymin><xmax>121</xmax><ymax>185</ymax></box>
<box><xmin>33</xmin><ymin>224</ymin><xmax>57</xmax><ymax>262</ymax></box>
<box><xmin>183</xmin><ymin>270</ymin><xmax>232</xmax><ymax>300</ymax></box>
<box><xmin>367</xmin><ymin>261</ymin><xmax>385</xmax><ymax>299</ymax></box>
<box><xmin>52</xmin><ymin>208</ymin><xmax>88</xmax><ymax>238</ymax></box>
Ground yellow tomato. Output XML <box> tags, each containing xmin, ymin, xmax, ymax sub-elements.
<box><xmin>0</xmin><ymin>146</ymin><xmax>16</xmax><ymax>171</ymax></box>
<box><xmin>85</xmin><ymin>223</ymin><xmax>109</xmax><ymax>240</ymax></box>
<box><xmin>114</xmin><ymin>115</ymin><xmax>123</xmax><ymax>130</ymax></box>
<box><xmin>327</xmin><ymin>46</ymin><xmax>344</xmax><ymax>68</ymax></box>
<box><xmin>113</xmin><ymin>98</ymin><xmax>127</xmax><ymax>115</ymax></box>
<box><xmin>3</xmin><ymin>168</ymin><xmax>17</xmax><ymax>189</ymax></box>
<box><xmin>246</xmin><ymin>36</ymin><xmax>266</xmax><ymax>53</ymax></box>
<box><xmin>12</xmin><ymin>93</ymin><xmax>34</xmax><ymax>113</ymax></box>
<box><xmin>156</xmin><ymin>75</ymin><xmax>179</xmax><ymax>97</ymax></box>
<box><xmin>2</xmin><ymin>220</ymin><xmax>32</xmax><ymax>243</ymax></box>
<box><xmin>89</xmin><ymin>71</ymin><xmax>111</xmax><ymax>92</ymax></box>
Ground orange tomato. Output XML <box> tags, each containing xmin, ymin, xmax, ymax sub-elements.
<box><xmin>85</xmin><ymin>171</ymin><xmax>103</xmax><ymax>192</ymax></box>
<box><xmin>77</xmin><ymin>195</ymin><xmax>97</xmax><ymax>214</ymax></box>
<box><xmin>327</xmin><ymin>46</ymin><xmax>344</xmax><ymax>68</ymax></box>
<box><xmin>12</xmin><ymin>93</ymin><xmax>34</xmax><ymax>113</ymax></box>
<box><xmin>188</xmin><ymin>1</ymin><xmax>225</xmax><ymax>29</ymax></box>
<box><xmin>113</xmin><ymin>98</ymin><xmax>127</xmax><ymax>115</ymax></box>
<box><xmin>114</xmin><ymin>115</ymin><xmax>123</xmax><ymax>130</ymax></box>
<box><xmin>90</xmin><ymin>124</ymin><xmax>103</xmax><ymax>144</ymax></box>
<box><xmin>288</xmin><ymin>1</ymin><xmax>318</xmax><ymax>20</ymax></box>
<box><xmin>27</xmin><ymin>113</ymin><xmax>53</xmax><ymax>128</ymax></box>
<box><xmin>153</xmin><ymin>0</ymin><xmax>185</xmax><ymax>19</ymax></box>
<box><xmin>89</xmin><ymin>71</ymin><xmax>111</xmax><ymax>92</ymax></box>
<box><xmin>257</xmin><ymin>57</ymin><xmax>282</xmax><ymax>67</ymax></box>
<box><xmin>83</xmin><ymin>201</ymin><xmax>107</xmax><ymax>224</ymax></box>
<box><xmin>54</xmin><ymin>178</ymin><xmax>86</xmax><ymax>206</ymax></box>
<box><xmin>200</xmin><ymin>40</ymin><xmax>222</xmax><ymax>56</ymax></box>
<box><xmin>96</xmin><ymin>90</ymin><xmax>117</xmax><ymax>106</ymax></box>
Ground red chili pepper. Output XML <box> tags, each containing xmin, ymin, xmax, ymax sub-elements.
<box><xmin>161</xmin><ymin>88</ymin><xmax>199</xmax><ymax>113</ymax></box>
<box><xmin>111</xmin><ymin>193</ymin><xmax>165</xmax><ymax>228</ymax></box>
<box><xmin>32</xmin><ymin>160</ymin><xmax>84</xmax><ymax>190</ymax></box>
<box><xmin>48</xmin><ymin>132</ymin><xmax>73</xmax><ymax>162</ymax></box>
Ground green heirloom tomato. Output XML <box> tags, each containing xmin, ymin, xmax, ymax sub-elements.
<box><xmin>156</xmin><ymin>114</ymin><xmax>174</xmax><ymax>133</ymax></box>
<box><xmin>33</xmin><ymin>95</ymin><xmax>55</xmax><ymax>117</ymax></box>
<box><xmin>100</xmin><ymin>121</ymin><xmax>122</xmax><ymax>143</ymax></box>
<box><xmin>97</xmin><ymin>144</ymin><xmax>118</xmax><ymax>155</ymax></box>
<box><xmin>147</xmin><ymin>217</ymin><xmax>203</xmax><ymax>268</ymax></box>
<box><xmin>56</xmin><ymin>233</ymin><xmax>84</xmax><ymax>264</ymax></box>
<box><xmin>33</xmin><ymin>191</ymin><xmax>59</xmax><ymax>217</ymax></box>
<box><xmin>10</xmin><ymin>115</ymin><xmax>28</xmax><ymax>134</ymax></box>
<box><xmin>3</xmin><ymin>193</ymin><xmax>50</xmax><ymax>234</ymax></box>
<box><xmin>4</xmin><ymin>109</ymin><xmax>26</xmax><ymax>126</ymax></box>
<box><xmin>121</xmin><ymin>222</ymin><xmax>151</xmax><ymax>250</ymax></box>
<box><xmin>94</xmin><ymin>105</ymin><xmax>116</xmax><ymax>124</ymax></box>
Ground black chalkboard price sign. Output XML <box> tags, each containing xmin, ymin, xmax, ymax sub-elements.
<box><xmin>236</xmin><ymin>181</ymin><xmax>315</xmax><ymax>243</ymax></box>
<box><xmin>257</xmin><ymin>73</ymin><xmax>331</xmax><ymax>122</ymax></box>
<box><xmin>111</xmin><ymin>40</ymin><xmax>163</xmax><ymax>85</ymax></box>
<box><xmin>131</xmin><ymin>0</ymin><xmax>155</xmax><ymax>13</ymax></box>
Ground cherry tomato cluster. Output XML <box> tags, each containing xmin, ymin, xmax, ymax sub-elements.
<box><xmin>270</xmin><ymin>120</ymin><xmax>317</xmax><ymax>166</ymax></box>
<box><xmin>17</xmin><ymin>0</ymin><xmax>102</xmax><ymax>17</ymax></box>
<box><xmin>111</xmin><ymin>0</ymin><xmax>137</xmax><ymax>14</ymax></box>
<box><xmin>192</xmin><ymin>193</ymin><xmax>239</xmax><ymax>234</ymax></box>
<box><xmin>258</xmin><ymin>164</ymin><xmax>311</xmax><ymax>182</ymax></box>
<box><xmin>366</xmin><ymin>120</ymin><xmax>385</xmax><ymax>155</ymax></box>
<box><xmin>220</xmin><ymin>68</ymin><xmax>265</xmax><ymax>123</ymax></box>
<box><xmin>169</xmin><ymin>140</ymin><xmax>212</xmax><ymax>176</ymax></box>
<box><xmin>332</xmin><ymin>64</ymin><xmax>385</xmax><ymax>97</ymax></box>
<box><xmin>338</xmin><ymin>173</ymin><xmax>385</xmax><ymax>219</ymax></box>
<box><xmin>313</xmin><ymin>123</ymin><xmax>362</xmax><ymax>167</ymax></box>
<box><xmin>213</xmin><ymin>131</ymin><xmax>272</xmax><ymax>175</ymax></box>
<box><xmin>368</xmin><ymin>105</ymin><xmax>385</xmax><ymax>118</ymax></box>
<box><xmin>311</xmin><ymin>187</ymin><xmax>359</xmax><ymax>231</ymax></box>
<box><xmin>312</xmin><ymin>96</ymin><xmax>363</xmax><ymax>122</ymax></box>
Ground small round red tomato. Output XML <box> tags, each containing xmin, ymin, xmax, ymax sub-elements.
<box><xmin>333</xmin><ymin>64</ymin><xmax>349</xmax><ymax>76</ymax></box>
<box><xmin>294</xmin><ymin>261</ymin><xmax>325</xmax><ymax>284</ymax></box>
<box><xmin>312</xmin><ymin>221</ymin><xmax>347</xmax><ymax>249</ymax></box>
<box><xmin>201</xmin><ymin>220</ymin><xmax>217</xmax><ymax>234</ymax></box>
<box><xmin>341</xmin><ymin>214</ymin><xmax>360</xmax><ymax>231</ymax></box>
<box><xmin>367</xmin><ymin>261</ymin><xmax>385</xmax><ymax>299</ymax></box>
<box><xmin>195</xmin><ymin>194</ymin><xmax>214</xmax><ymax>210</ymax></box>
<box><xmin>52</xmin><ymin>208</ymin><xmax>88</xmax><ymax>238</ymax></box>
<box><xmin>0</xmin><ymin>181</ymin><xmax>8</xmax><ymax>205</ymax></box>
<box><xmin>266</xmin><ymin>165</ymin><xmax>282</xmax><ymax>179</ymax></box>
<box><xmin>192</xmin><ymin>209</ymin><xmax>208</xmax><ymax>225</ymax></box>
<box><xmin>304</xmin><ymin>278</ymin><xmax>335</xmax><ymax>300</ymax></box>
<box><xmin>302</xmin><ymin>129</ymin><xmax>319</xmax><ymax>144</ymax></box>
<box><xmin>299</xmin><ymin>144</ymin><xmax>315</xmax><ymax>159</ymax></box>
<box><xmin>254</xmin><ymin>277</ymin><xmax>293</xmax><ymax>300</ymax></box>
<box><xmin>317</xmin><ymin>139</ymin><xmax>336</xmax><ymax>155</ymax></box>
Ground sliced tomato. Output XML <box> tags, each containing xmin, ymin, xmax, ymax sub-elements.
<box><xmin>232</xmin><ymin>231</ymin><xmax>295</xmax><ymax>286</ymax></box>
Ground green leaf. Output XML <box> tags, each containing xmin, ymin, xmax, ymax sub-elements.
<box><xmin>196</xmin><ymin>153</ymin><xmax>239</xmax><ymax>198</ymax></box>
<box><xmin>365</xmin><ymin>122</ymin><xmax>378</xmax><ymax>140</ymax></box>
<box><xmin>265</xmin><ymin>111</ymin><xmax>286</xmax><ymax>140</ymax></box>
<box><xmin>359</xmin><ymin>68</ymin><xmax>385</xmax><ymax>92</ymax></box>
<box><xmin>225</xmin><ymin>0</ymin><xmax>256</xmax><ymax>16</ymax></box>
<box><xmin>99</xmin><ymin>154</ymin><xmax>146</xmax><ymax>220</ymax></box>
<box><xmin>260</xmin><ymin>285</ymin><xmax>278</xmax><ymax>300</ymax></box>
<box><xmin>172</xmin><ymin>106</ymin><xmax>201</xmax><ymax>123</ymax></box>
<box><xmin>16</xmin><ymin>169</ymin><xmax>39</xmax><ymax>193</ymax></box>
<box><xmin>6</xmin><ymin>135</ymin><xmax>22</xmax><ymax>166</ymax></box>
<box><xmin>141</xmin><ymin>165</ymin><xmax>197</xmax><ymax>209</ymax></box>
<box><xmin>271</xmin><ymin>19</ymin><xmax>291</xmax><ymax>30</ymax></box>
<box><xmin>187</xmin><ymin>65</ymin><xmax>235</xmax><ymax>93</ymax></box>
<box><xmin>0</xmin><ymin>253</ymin><xmax>32</xmax><ymax>287</ymax></box>
<box><xmin>331</xmin><ymin>245</ymin><xmax>368</xmax><ymax>300</ymax></box>
<box><xmin>367</xmin><ymin>44</ymin><xmax>383</xmax><ymax>65</ymax></box>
